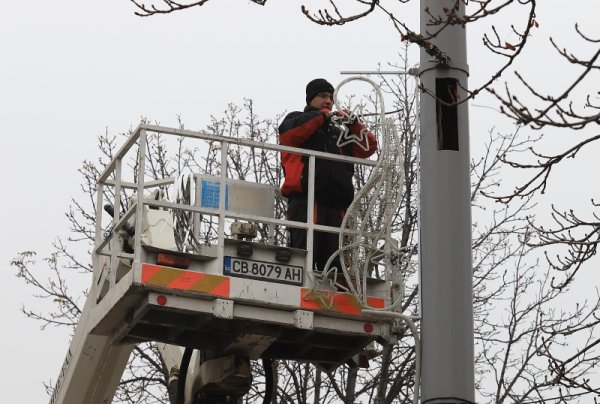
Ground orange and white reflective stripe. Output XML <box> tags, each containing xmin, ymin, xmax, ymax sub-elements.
<box><xmin>142</xmin><ymin>263</ymin><xmax>385</xmax><ymax>316</ymax></box>
<box><xmin>141</xmin><ymin>263</ymin><xmax>230</xmax><ymax>298</ymax></box>
<box><xmin>300</xmin><ymin>288</ymin><xmax>384</xmax><ymax>316</ymax></box>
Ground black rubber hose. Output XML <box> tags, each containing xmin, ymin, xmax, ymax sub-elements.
<box><xmin>103</xmin><ymin>204</ymin><xmax>136</xmax><ymax>237</ymax></box>
<box><xmin>262</xmin><ymin>357</ymin><xmax>274</xmax><ymax>404</ymax></box>
<box><xmin>177</xmin><ymin>347</ymin><xmax>194</xmax><ymax>404</ymax></box>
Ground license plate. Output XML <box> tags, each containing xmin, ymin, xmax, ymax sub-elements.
<box><xmin>223</xmin><ymin>256</ymin><xmax>303</xmax><ymax>286</ymax></box>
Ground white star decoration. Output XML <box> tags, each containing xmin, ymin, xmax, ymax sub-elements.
<box><xmin>331</xmin><ymin>105</ymin><xmax>371</xmax><ymax>152</ymax></box>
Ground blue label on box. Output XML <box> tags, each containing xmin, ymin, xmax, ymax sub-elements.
<box><xmin>200</xmin><ymin>180</ymin><xmax>229</xmax><ymax>209</ymax></box>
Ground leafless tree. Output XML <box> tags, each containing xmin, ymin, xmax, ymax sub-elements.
<box><xmin>12</xmin><ymin>61</ymin><xmax>600</xmax><ymax>402</ymax></box>
<box><xmin>124</xmin><ymin>0</ymin><xmax>595</xmax><ymax>115</ymax></box>
<box><xmin>124</xmin><ymin>0</ymin><xmax>600</xmax><ymax>290</ymax></box>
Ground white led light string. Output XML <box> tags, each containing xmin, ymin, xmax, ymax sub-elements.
<box><xmin>314</xmin><ymin>76</ymin><xmax>406</xmax><ymax>311</ymax></box>
<box><xmin>327</xmin><ymin>75</ymin><xmax>421</xmax><ymax>404</ymax></box>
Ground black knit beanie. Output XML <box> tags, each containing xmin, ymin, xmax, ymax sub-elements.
<box><xmin>306</xmin><ymin>78</ymin><xmax>334</xmax><ymax>105</ymax></box>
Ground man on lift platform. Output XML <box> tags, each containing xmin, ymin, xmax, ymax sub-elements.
<box><xmin>278</xmin><ymin>78</ymin><xmax>377</xmax><ymax>273</ymax></box>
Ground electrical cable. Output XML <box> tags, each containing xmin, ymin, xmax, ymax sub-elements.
<box><xmin>172</xmin><ymin>172</ymin><xmax>205</xmax><ymax>254</ymax></box>
<box><xmin>262</xmin><ymin>357</ymin><xmax>274</xmax><ymax>404</ymax></box>
<box><xmin>176</xmin><ymin>347</ymin><xmax>193</xmax><ymax>404</ymax></box>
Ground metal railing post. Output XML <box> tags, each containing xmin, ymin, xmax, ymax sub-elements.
<box><xmin>133</xmin><ymin>129</ymin><xmax>147</xmax><ymax>281</ymax></box>
<box><xmin>306</xmin><ymin>156</ymin><xmax>316</xmax><ymax>272</ymax></box>
<box><xmin>218</xmin><ymin>142</ymin><xmax>229</xmax><ymax>265</ymax></box>
<box><xmin>110</xmin><ymin>158</ymin><xmax>123</xmax><ymax>289</ymax></box>
<box><xmin>93</xmin><ymin>182</ymin><xmax>105</xmax><ymax>301</ymax></box>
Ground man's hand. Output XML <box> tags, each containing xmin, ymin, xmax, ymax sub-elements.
<box><xmin>320</xmin><ymin>108</ymin><xmax>334</xmax><ymax>119</ymax></box>
<box><xmin>322</xmin><ymin>109</ymin><xmax>346</xmax><ymax>119</ymax></box>
<box><xmin>328</xmin><ymin>109</ymin><xmax>359</xmax><ymax>125</ymax></box>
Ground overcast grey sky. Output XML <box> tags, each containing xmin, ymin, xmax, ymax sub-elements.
<box><xmin>1</xmin><ymin>1</ymin><xmax>599</xmax><ymax>402</ymax></box>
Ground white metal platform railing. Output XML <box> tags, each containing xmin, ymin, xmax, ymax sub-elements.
<box><xmin>51</xmin><ymin>76</ymin><xmax>425</xmax><ymax>404</ymax></box>
<box><xmin>93</xmin><ymin>123</ymin><xmax>381</xmax><ymax>302</ymax></box>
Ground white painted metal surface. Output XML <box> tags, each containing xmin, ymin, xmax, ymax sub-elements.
<box><xmin>49</xmin><ymin>297</ymin><xmax>134</xmax><ymax>404</ymax></box>
<box><xmin>52</xmin><ymin>116</ymin><xmax>403</xmax><ymax>403</ymax></box>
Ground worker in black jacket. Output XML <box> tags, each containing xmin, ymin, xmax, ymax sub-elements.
<box><xmin>279</xmin><ymin>78</ymin><xmax>377</xmax><ymax>273</ymax></box>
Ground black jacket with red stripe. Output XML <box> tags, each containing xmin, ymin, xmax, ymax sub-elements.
<box><xmin>278</xmin><ymin>106</ymin><xmax>377</xmax><ymax>209</ymax></box>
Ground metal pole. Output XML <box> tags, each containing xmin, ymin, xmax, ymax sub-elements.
<box><xmin>218</xmin><ymin>141</ymin><xmax>229</xmax><ymax>265</ymax></box>
<box><xmin>110</xmin><ymin>158</ymin><xmax>123</xmax><ymax>289</ymax></box>
<box><xmin>418</xmin><ymin>0</ymin><xmax>475</xmax><ymax>402</ymax></box>
<box><xmin>93</xmin><ymin>182</ymin><xmax>104</xmax><ymax>302</ymax></box>
<box><xmin>133</xmin><ymin>129</ymin><xmax>147</xmax><ymax>282</ymax></box>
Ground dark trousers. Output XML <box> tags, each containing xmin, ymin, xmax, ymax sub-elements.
<box><xmin>286</xmin><ymin>197</ymin><xmax>345</xmax><ymax>272</ymax></box>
